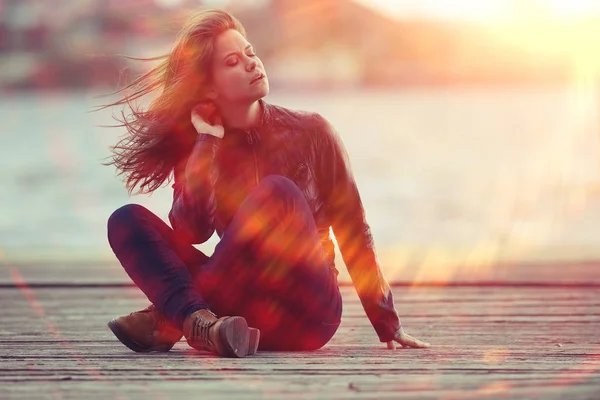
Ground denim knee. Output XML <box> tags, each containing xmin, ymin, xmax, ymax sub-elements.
<box><xmin>107</xmin><ymin>203</ymin><xmax>149</xmax><ymax>249</ymax></box>
<box><xmin>260</xmin><ymin>175</ymin><xmax>303</xmax><ymax>201</ymax></box>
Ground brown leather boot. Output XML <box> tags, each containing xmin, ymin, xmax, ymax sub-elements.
<box><xmin>108</xmin><ymin>305</ymin><xmax>183</xmax><ymax>352</ymax></box>
<box><xmin>182</xmin><ymin>309</ymin><xmax>260</xmax><ymax>358</ymax></box>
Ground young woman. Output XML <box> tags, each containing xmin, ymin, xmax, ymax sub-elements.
<box><xmin>103</xmin><ymin>9</ymin><xmax>429</xmax><ymax>357</ymax></box>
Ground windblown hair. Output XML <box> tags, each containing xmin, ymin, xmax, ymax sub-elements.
<box><xmin>98</xmin><ymin>9</ymin><xmax>245</xmax><ymax>194</ymax></box>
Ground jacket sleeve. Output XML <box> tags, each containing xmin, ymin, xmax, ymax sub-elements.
<box><xmin>316</xmin><ymin>114</ymin><xmax>401</xmax><ymax>342</ymax></box>
<box><xmin>168</xmin><ymin>134</ymin><xmax>221</xmax><ymax>244</ymax></box>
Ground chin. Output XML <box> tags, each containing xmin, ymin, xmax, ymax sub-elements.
<box><xmin>248</xmin><ymin>86</ymin><xmax>269</xmax><ymax>102</ymax></box>
<box><xmin>256</xmin><ymin>81</ymin><xmax>270</xmax><ymax>97</ymax></box>
<box><xmin>259</xmin><ymin>86</ymin><xmax>269</xmax><ymax>98</ymax></box>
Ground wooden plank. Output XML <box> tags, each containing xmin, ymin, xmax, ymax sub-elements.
<box><xmin>1</xmin><ymin>284</ymin><xmax>599</xmax><ymax>399</ymax></box>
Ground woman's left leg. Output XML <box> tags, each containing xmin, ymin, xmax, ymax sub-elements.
<box><xmin>193</xmin><ymin>175</ymin><xmax>342</xmax><ymax>351</ymax></box>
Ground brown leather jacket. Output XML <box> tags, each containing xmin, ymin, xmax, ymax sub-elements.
<box><xmin>168</xmin><ymin>99</ymin><xmax>401</xmax><ymax>342</ymax></box>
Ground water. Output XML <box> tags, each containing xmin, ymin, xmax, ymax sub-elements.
<box><xmin>2</xmin><ymin>86</ymin><xmax>600</xmax><ymax>269</ymax></box>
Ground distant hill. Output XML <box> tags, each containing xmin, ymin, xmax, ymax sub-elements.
<box><xmin>0</xmin><ymin>0</ymin><xmax>592</xmax><ymax>91</ymax></box>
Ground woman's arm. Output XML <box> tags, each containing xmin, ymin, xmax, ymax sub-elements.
<box><xmin>316</xmin><ymin>114</ymin><xmax>429</xmax><ymax>349</ymax></box>
<box><xmin>315</xmin><ymin>114</ymin><xmax>401</xmax><ymax>342</ymax></box>
<box><xmin>168</xmin><ymin>134</ymin><xmax>220</xmax><ymax>244</ymax></box>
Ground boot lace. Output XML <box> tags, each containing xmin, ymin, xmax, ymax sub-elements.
<box><xmin>191</xmin><ymin>314</ymin><xmax>215</xmax><ymax>349</ymax></box>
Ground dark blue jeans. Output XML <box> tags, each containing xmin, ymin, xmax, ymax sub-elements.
<box><xmin>108</xmin><ymin>175</ymin><xmax>342</xmax><ymax>351</ymax></box>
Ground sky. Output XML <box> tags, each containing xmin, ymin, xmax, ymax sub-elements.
<box><xmin>358</xmin><ymin>0</ymin><xmax>600</xmax><ymax>21</ymax></box>
<box><xmin>358</xmin><ymin>0</ymin><xmax>600</xmax><ymax>83</ymax></box>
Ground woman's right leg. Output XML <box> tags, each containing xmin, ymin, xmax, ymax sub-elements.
<box><xmin>108</xmin><ymin>204</ymin><xmax>259</xmax><ymax>357</ymax></box>
<box><xmin>107</xmin><ymin>203</ymin><xmax>210</xmax><ymax>329</ymax></box>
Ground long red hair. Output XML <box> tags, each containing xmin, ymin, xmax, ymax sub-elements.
<box><xmin>97</xmin><ymin>9</ymin><xmax>245</xmax><ymax>194</ymax></box>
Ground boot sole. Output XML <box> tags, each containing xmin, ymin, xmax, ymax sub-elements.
<box><xmin>218</xmin><ymin>317</ymin><xmax>261</xmax><ymax>358</ymax></box>
<box><xmin>108</xmin><ymin>319</ymin><xmax>175</xmax><ymax>353</ymax></box>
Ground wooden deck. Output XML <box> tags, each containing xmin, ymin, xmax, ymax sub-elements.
<box><xmin>1</xmin><ymin>263</ymin><xmax>599</xmax><ymax>399</ymax></box>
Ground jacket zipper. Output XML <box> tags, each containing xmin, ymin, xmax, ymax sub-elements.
<box><xmin>247</xmin><ymin>130</ymin><xmax>259</xmax><ymax>185</ymax></box>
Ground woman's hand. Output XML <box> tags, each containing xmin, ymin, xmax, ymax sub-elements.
<box><xmin>386</xmin><ymin>329</ymin><xmax>430</xmax><ymax>349</ymax></box>
<box><xmin>191</xmin><ymin>103</ymin><xmax>224</xmax><ymax>139</ymax></box>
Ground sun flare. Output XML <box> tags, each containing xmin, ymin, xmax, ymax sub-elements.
<box><xmin>364</xmin><ymin>0</ymin><xmax>600</xmax><ymax>83</ymax></box>
<box><xmin>364</xmin><ymin>0</ymin><xmax>600</xmax><ymax>21</ymax></box>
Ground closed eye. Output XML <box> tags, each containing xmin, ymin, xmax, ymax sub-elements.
<box><xmin>224</xmin><ymin>44</ymin><xmax>256</xmax><ymax>65</ymax></box>
<box><xmin>226</xmin><ymin>53</ymin><xmax>256</xmax><ymax>67</ymax></box>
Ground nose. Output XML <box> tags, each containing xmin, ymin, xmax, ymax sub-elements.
<box><xmin>245</xmin><ymin>57</ymin><xmax>257</xmax><ymax>72</ymax></box>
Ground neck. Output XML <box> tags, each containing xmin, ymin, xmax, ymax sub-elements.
<box><xmin>217</xmin><ymin>99</ymin><xmax>262</xmax><ymax>130</ymax></box>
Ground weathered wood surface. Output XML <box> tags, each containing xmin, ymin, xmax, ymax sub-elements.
<box><xmin>1</xmin><ymin>270</ymin><xmax>599</xmax><ymax>399</ymax></box>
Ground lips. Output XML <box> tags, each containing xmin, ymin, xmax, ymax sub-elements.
<box><xmin>250</xmin><ymin>74</ymin><xmax>265</xmax><ymax>84</ymax></box>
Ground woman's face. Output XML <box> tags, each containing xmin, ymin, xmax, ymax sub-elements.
<box><xmin>208</xmin><ymin>29</ymin><xmax>269</xmax><ymax>104</ymax></box>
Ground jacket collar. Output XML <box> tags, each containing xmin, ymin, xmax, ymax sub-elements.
<box><xmin>260</xmin><ymin>99</ymin><xmax>274</xmax><ymax>129</ymax></box>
